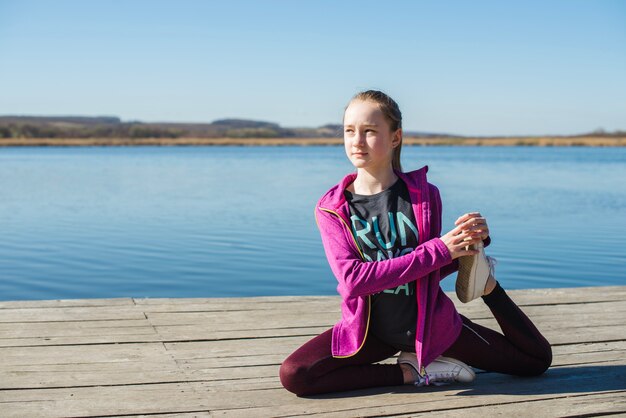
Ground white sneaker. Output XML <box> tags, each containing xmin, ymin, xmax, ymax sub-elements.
<box><xmin>397</xmin><ymin>351</ymin><xmax>475</xmax><ymax>387</ymax></box>
<box><xmin>456</xmin><ymin>241</ymin><xmax>497</xmax><ymax>303</ymax></box>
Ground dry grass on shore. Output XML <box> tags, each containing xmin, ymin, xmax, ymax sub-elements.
<box><xmin>1</xmin><ymin>135</ymin><xmax>624</xmax><ymax>147</ymax></box>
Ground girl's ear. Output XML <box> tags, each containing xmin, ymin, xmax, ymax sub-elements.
<box><xmin>391</xmin><ymin>128</ymin><xmax>402</xmax><ymax>148</ymax></box>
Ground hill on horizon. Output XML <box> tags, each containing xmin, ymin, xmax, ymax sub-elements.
<box><xmin>1</xmin><ymin>115</ymin><xmax>621</xmax><ymax>139</ymax></box>
<box><xmin>0</xmin><ymin>115</ymin><xmax>457</xmax><ymax>139</ymax></box>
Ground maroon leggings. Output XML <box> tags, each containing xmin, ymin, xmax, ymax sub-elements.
<box><xmin>279</xmin><ymin>283</ymin><xmax>552</xmax><ymax>396</ymax></box>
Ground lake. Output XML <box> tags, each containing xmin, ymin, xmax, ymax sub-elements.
<box><xmin>0</xmin><ymin>146</ymin><xmax>624</xmax><ymax>301</ymax></box>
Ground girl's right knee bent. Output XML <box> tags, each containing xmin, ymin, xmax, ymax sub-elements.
<box><xmin>535</xmin><ymin>343</ymin><xmax>553</xmax><ymax>375</ymax></box>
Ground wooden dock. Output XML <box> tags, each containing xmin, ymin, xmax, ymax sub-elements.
<box><xmin>1</xmin><ymin>286</ymin><xmax>625</xmax><ymax>417</ymax></box>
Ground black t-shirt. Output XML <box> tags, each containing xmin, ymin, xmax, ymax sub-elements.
<box><xmin>344</xmin><ymin>178</ymin><xmax>419</xmax><ymax>352</ymax></box>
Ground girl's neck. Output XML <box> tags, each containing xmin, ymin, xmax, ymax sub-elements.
<box><xmin>351</xmin><ymin>167</ymin><xmax>398</xmax><ymax>195</ymax></box>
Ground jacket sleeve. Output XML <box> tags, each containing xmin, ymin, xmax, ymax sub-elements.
<box><xmin>315</xmin><ymin>207</ymin><xmax>452</xmax><ymax>299</ymax></box>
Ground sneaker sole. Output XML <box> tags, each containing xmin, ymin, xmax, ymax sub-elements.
<box><xmin>396</xmin><ymin>352</ymin><xmax>421</xmax><ymax>383</ymax></box>
<box><xmin>456</xmin><ymin>245</ymin><xmax>478</xmax><ymax>303</ymax></box>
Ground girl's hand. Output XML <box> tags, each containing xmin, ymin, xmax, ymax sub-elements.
<box><xmin>455</xmin><ymin>212</ymin><xmax>490</xmax><ymax>241</ymax></box>
<box><xmin>440</xmin><ymin>224</ymin><xmax>483</xmax><ymax>259</ymax></box>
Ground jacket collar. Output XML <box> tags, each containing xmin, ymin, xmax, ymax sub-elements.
<box><xmin>318</xmin><ymin>165</ymin><xmax>429</xmax><ymax>211</ymax></box>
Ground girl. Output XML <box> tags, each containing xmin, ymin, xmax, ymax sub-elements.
<box><xmin>279</xmin><ymin>90</ymin><xmax>552</xmax><ymax>396</ymax></box>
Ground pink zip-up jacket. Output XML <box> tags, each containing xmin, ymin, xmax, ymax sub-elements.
<box><xmin>315</xmin><ymin>166</ymin><xmax>486</xmax><ymax>370</ymax></box>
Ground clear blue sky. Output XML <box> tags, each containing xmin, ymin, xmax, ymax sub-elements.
<box><xmin>1</xmin><ymin>0</ymin><xmax>624</xmax><ymax>135</ymax></box>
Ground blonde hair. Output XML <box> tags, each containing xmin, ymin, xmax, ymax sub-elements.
<box><xmin>346</xmin><ymin>90</ymin><xmax>403</xmax><ymax>171</ymax></box>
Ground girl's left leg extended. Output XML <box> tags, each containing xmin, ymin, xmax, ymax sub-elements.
<box><xmin>442</xmin><ymin>284</ymin><xmax>552</xmax><ymax>376</ymax></box>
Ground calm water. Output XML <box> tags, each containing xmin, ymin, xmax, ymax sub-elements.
<box><xmin>0</xmin><ymin>146</ymin><xmax>624</xmax><ymax>301</ymax></box>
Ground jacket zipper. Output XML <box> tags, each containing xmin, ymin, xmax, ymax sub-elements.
<box><xmin>413</xmin><ymin>188</ymin><xmax>427</xmax><ymax>375</ymax></box>
<box><xmin>317</xmin><ymin>206</ymin><xmax>371</xmax><ymax>358</ymax></box>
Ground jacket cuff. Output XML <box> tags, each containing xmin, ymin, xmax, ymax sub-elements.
<box><xmin>432</xmin><ymin>237</ymin><xmax>452</xmax><ymax>265</ymax></box>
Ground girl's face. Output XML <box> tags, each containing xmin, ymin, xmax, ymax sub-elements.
<box><xmin>343</xmin><ymin>100</ymin><xmax>400</xmax><ymax>171</ymax></box>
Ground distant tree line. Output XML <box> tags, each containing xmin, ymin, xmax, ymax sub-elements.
<box><xmin>0</xmin><ymin>116</ymin><xmax>344</xmax><ymax>139</ymax></box>
<box><xmin>573</xmin><ymin>128</ymin><xmax>626</xmax><ymax>138</ymax></box>
<box><xmin>0</xmin><ymin>122</ymin><xmax>179</xmax><ymax>139</ymax></box>
<box><xmin>1</xmin><ymin>116</ymin><xmax>621</xmax><ymax>139</ymax></box>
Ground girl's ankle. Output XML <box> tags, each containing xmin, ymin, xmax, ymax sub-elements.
<box><xmin>483</xmin><ymin>275</ymin><xmax>497</xmax><ymax>296</ymax></box>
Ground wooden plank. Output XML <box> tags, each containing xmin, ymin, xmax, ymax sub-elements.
<box><xmin>470</xmin><ymin>313</ymin><xmax>626</xmax><ymax>329</ymax></box>
<box><xmin>127</xmin><ymin>414</ymin><xmax>211</xmax><ymax>418</ymax></box>
<box><xmin>0</xmin><ymin>306</ymin><xmax>146</xmax><ymax>322</ymax></box>
<box><xmin>478</xmin><ymin>287</ymin><xmax>619</xmax><ymax>309</ymax></box>
<box><xmin>155</xmin><ymin>325</ymin><xmax>331</xmax><ymax>343</ymax></box>
<box><xmin>0</xmin><ymin>334</ymin><xmax>164</xmax><ymax>347</ymax></box>
<box><xmin>0</xmin><ymin>319</ymin><xmax>156</xmax><ymax>347</ymax></box>
<box><xmin>164</xmin><ymin>335</ymin><xmax>322</xmax><ymax>358</ymax></box>
<box><xmin>0</xmin><ymin>382</ymin><xmax>211</xmax><ymax>418</ymax></box>
<box><xmin>0</xmin><ymin>326</ymin><xmax>327</xmax><ymax>348</ymax></box>
<box><xmin>467</xmin><ymin>317</ymin><xmax>625</xmax><ymax>346</ymax></box>
<box><xmin>456</xmin><ymin>299</ymin><xmax>626</xmax><ymax>317</ymax></box>
<box><xmin>136</xmin><ymin>299</ymin><xmax>340</xmax><ymax>313</ymax></box>
<box><xmin>0</xmin><ymin>363</ymin><xmax>187</xmax><ymax>390</ymax></box>
<box><xmin>552</xmin><ymin>340</ymin><xmax>626</xmax><ymax>356</ymax></box>
<box><xmin>0</xmin><ymin>343</ymin><xmax>170</xmax><ymax>366</ymax></box>
<box><xmin>0</xmin><ymin>319</ymin><xmax>151</xmax><ymax>336</ymax></box>
<box><xmin>0</xmin><ymin>322</ymin><xmax>156</xmax><ymax>338</ymax></box>
<box><xmin>144</xmin><ymin>310</ymin><xmax>341</xmax><ymax>327</ymax></box>
<box><xmin>169</xmin><ymin>353</ymin><xmax>288</xmax><ymax>369</ymax></box>
<box><xmin>133</xmin><ymin>295</ymin><xmax>337</xmax><ymax>305</ymax></box>
<box><xmin>467</xmin><ymin>286</ymin><xmax>626</xmax><ymax>305</ymax></box>
<box><xmin>0</xmin><ymin>298</ymin><xmax>135</xmax><ymax>309</ymax></box>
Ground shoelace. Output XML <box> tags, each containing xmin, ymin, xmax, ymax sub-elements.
<box><xmin>413</xmin><ymin>371</ymin><xmax>458</xmax><ymax>387</ymax></box>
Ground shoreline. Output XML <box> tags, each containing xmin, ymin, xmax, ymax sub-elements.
<box><xmin>1</xmin><ymin>135</ymin><xmax>625</xmax><ymax>147</ymax></box>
